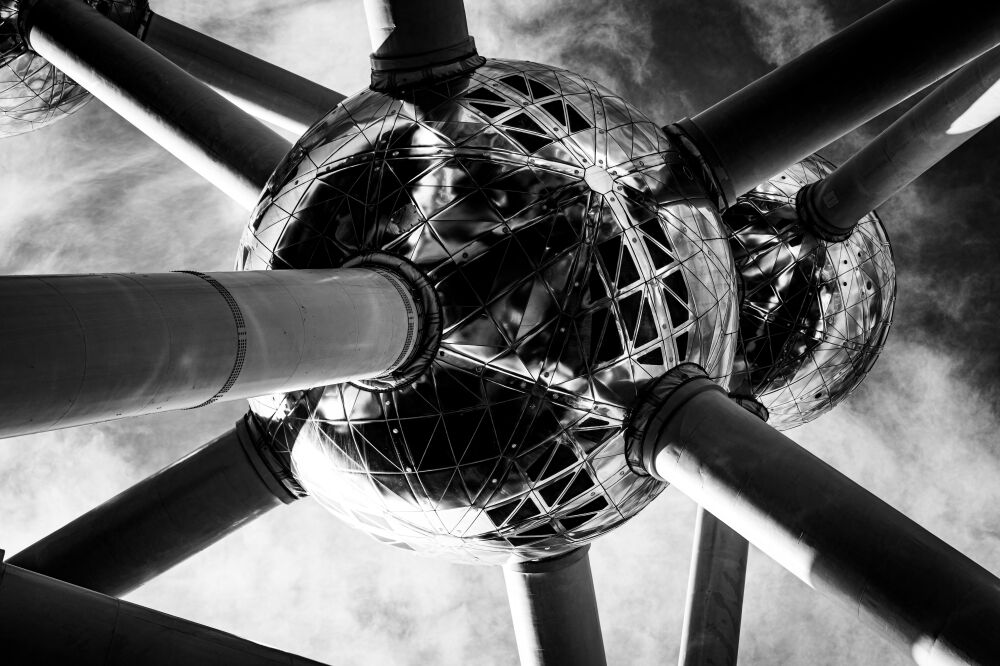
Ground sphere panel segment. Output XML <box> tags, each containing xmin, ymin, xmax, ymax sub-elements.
<box><xmin>0</xmin><ymin>0</ymin><xmax>147</xmax><ymax>137</ymax></box>
<box><xmin>725</xmin><ymin>155</ymin><xmax>896</xmax><ymax>430</ymax></box>
<box><xmin>241</xmin><ymin>59</ymin><xmax>739</xmax><ymax>563</ymax></box>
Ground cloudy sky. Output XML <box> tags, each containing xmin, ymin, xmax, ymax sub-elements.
<box><xmin>3</xmin><ymin>0</ymin><xmax>1000</xmax><ymax>664</ymax></box>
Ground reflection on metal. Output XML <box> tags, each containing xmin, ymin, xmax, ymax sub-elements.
<box><xmin>0</xmin><ymin>557</ymin><xmax>329</xmax><ymax>665</ymax></box>
<box><xmin>363</xmin><ymin>0</ymin><xmax>483</xmax><ymax>90</ymax></box>
<box><xmin>799</xmin><ymin>45</ymin><xmax>1000</xmax><ymax>241</ymax></box>
<box><xmin>7</xmin><ymin>414</ymin><xmax>304</xmax><ymax>596</ymax></box>
<box><xmin>240</xmin><ymin>59</ymin><xmax>739</xmax><ymax>563</ymax></box>
<box><xmin>24</xmin><ymin>0</ymin><xmax>290</xmax><ymax>208</ymax></box>
<box><xmin>0</xmin><ymin>0</ymin><xmax>147</xmax><ymax>137</ymax></box>
<box><xmin>626</xmin><ymin>364</ymin><xmax>1000</xmax><ymax>666</ymax></box>
<box><xmin>724</xmin><ymin>156</ymin><xmax>896</xmax><ymax>430</ymax></box>
<box><xmin>0</xmin><ymin>269</ymin><xmax>418</xmax><ymax>438</ymax></box>
<box><xmin>142</xmin><ymin>13</ymin><xmax>345</xmax><ymax>136</ymax></box>
<box><xmin>503</xmin><ymin>547</ymin><xmax>607</xmax><ymax>666</ymax></box>
<box><xmin>682</xmin><ymin>0</ymin><xmax>1000</xmax><ymax>204</ymax></box>
<box><xmin>678</xmin><ymin>507</ymin><xmax>748</xmax><ymax>666</ymax></box>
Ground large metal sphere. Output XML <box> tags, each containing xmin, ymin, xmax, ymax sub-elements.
<box><xmin>240</xmin><ymin>59</ymin><xmax>739</xmax><ymax>564</ymax></box>
<box><xmin>0</xmin><ymin>0</ymin><xmax>147</xmax><ymax>137</ymax></box>
<box><xmin>725</xmin><ymin>156</ymin><xmax>896</xmax><ymax>430</ymax></box>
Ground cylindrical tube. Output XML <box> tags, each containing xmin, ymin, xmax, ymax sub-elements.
<box><xmin>8</xmin><ymin>415</ymin><xmax>299</xmax><ymax>596</ymax></box>
<box><xmin>682</xmin><ymin>0</ymin><xmax>1000</xmax><ymax>205</ymax></box>
<box><xmin>142</xmin><ymin>13</ymin><xmax>345</xmax><ymax>137</ymax></box>
<box><xmin>628</xmin><ymin>365</ymin><xmax>1000</xmax><ymax>666</ymax></box>
<box><xmin>24</xmin><ymin>0</ymin><xmax>291</xmax><ymax>209</ymax></box>
<box><xmin>503</xmin><ymin>547</ymin><xmax>608</xmax><ymax>666</ymax></box>
<box><xmin>0</xmin><ymin>269</ymin><xmax>419</xmax><ymax>438</ymax></box>
<box><xmin>362</xmin><ymin>0</ymin><xmax>476</xmax><ymax>68</ymax></box>
<box><xmin>799</xmin><ymin>45</ymin><xmax>1000</xmax><ymax>240</ymax></box>
<box><xmin>678</xmin><ymin>507</ymin><xmax>748</xmax><ymax>666</ymax></box>
<box><xmin>0</xmin><ymin>559</ymin><xmax>327</xmax><ymax>665</ymax></box>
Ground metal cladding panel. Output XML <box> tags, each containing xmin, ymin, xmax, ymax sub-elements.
<box><xmin>724</xmin><ymin>155</ymin><xmax>896</xmax><ymax>430</ymax></box>
<box><xmin>241</xmin><ymin>58</ymin><xmax>740</xmax><ymax>563</ymax></box>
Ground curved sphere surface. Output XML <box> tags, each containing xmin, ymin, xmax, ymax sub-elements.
<box><xmin>725</xmin><ymin>156</ymin><xmax>896</xmax><ymax>430</ymax></box>
<box><xmin>0</xmin><ymin>0</ymin><xmax>147</xmax><ymax>137</ymax></box>
<box><xmin>241</xmin><ymin>59</ymin><xmax>739</xmax><ymax>563</ymax></box>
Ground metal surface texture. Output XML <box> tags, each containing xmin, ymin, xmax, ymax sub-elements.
<box><xmin>800</xmin><ymin>44</ymin><xmax>1000</xmax><ymax>241</ymax></box>
<box><xmin>684</xmin><ymin>0</ymin><xmax>1000</xmax><ymax>205</ymax></box>
<box><xmin>628</xmin><ymin>365</ymin><xmax>1000</xmax><ymax>666</ymax></box>
<box><xmin>678</xmin><ymin>507</ymin><xmax>748</xmax><ymax>666</ymax></box>
<box><xmin>240</xmin><ymin>58</ymin><xmax>739</xmax><ymax>563</ymax></box>
<box><xmin>0</xmin><ymin>559</ymin><xmax>329</xmax><ymax>665</ymax></box>
<box><xmin>25</xmin><ymin>0</ymin><xmax>290</xmax><ymax>207</ymax></box>
<box><xmin>363</xmin><ymin>0</ymin><xmax>482</xmax><ymax>90</ymax></box>
<box><xmin>724</xmin><ymin>156</ymin><xmax>896</xmax><ymax>430</ymax></box>
<box><xmin>503</xmin><ymin>546</ymin><xmax>607</xmax><ymax>666</ymax></box>
<box><xmin>7</xmin><ymin>415</ymin><xmax>302</xmax><ymax>596</ymax></box>
<box><xmin>142</xmin><ymin>13</ymin><xmax>345</xmax><ymax>136</ymax></box>
<box><xmin>0</xmin><ymin>0</ymin><xmax>147</xmax><ymax>137</ymax></box>
<box><xmin>0</xmin><ymin>269</ymin><xmax>418</xmax><ymax>438</ymax></box>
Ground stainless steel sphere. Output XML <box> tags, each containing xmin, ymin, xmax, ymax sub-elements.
<box><xmin>0</xmin><ymin>0</ymin><xmax>147</xmax><ymax>137</ymax></box>
<box><xmin>240</xmin><ymin>59</ymin><xmax>739</xmax><ymax>564</ymax></box>
<box><xmin>724</xmin><ymin>155</ymin><xmax>896</xmax><ymax>430</ymax></box>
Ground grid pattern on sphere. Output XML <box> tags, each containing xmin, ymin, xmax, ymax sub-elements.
<box><xmin>0</xmin><ymin>0</ymin><xmax>147</xmax><ymax>137</ymax></box>
<box><xmin>240</xmin><ymin>59</ymin><xmax>738</xmax><ymax>563</ymax></box>
<box><xmin>725</xmin><ymin>155</ymin><xmax>896</xmax><ymax>431</ymax></box>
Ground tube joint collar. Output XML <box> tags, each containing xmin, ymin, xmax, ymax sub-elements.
<box><xmin>795</xmin><ymin>182</ymin><xmax>856</xmax><ymax>242</ymax></box>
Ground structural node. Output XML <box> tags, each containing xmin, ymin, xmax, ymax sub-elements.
<box><xmin>723</xmin><ymin>156</ymin><xmax>896</xmax><ymax>429</ymax></box>
<box><xmin>240</xmin><ymin>58</ymin><xmax>740</xmax><ymax>563</ymax></box>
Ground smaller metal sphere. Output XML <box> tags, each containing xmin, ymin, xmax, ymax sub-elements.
<box><xmin>724</xmin><ymin>155</ymin><xmax>896</xmax><ymax>430</ymax></box>
<box><xmin>0</xmin><ymin>0</ymin><xmax>147</xmax><ymax>137</ymax></box>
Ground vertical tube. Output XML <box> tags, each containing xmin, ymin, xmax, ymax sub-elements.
<box><xmin>678</xmin><ymin>507</ymin><xmax>748</xmax><ymax>666</ymax></box>
<box><xmin>23</xmin><ymin>0</ymin><xmax>291</xmax><ymax>208</ymax></box>
<box><xmin>628</xmin><ymin>364</ymin><xmax>1000</xmax><ymax>666</ymax></box>
<box><xmin>798</xmin><ymin>45</ymin><xmax>1000</xmax><ymax>240</ymax></box>
<box><xmin>363</xmin><ymin>0</ymin><xmax>474</xmax><ymax>62</ymax></box>
<box><xmin>142</xmin><ymin>14</ymin><xmax>345</xmax><ymax>136</ymax></box>
<box><xmin>0</xmin><ymin>269</ymin><xmax>419</xmax><ymax>438</ymax></box>
<box><xmin>0</xmin><ymin>559</ymin><xmax>328</xmax><ymax>665</ymax></box>
<box><xmin>503</xmin><ymin>547</ymin><xmax>608</xmax><ymax>666</ymax></box>
<box><xmin>362</xmin><ymin>0</ymin><xmax>481</xmax><ymax>89</ymax></box>
<box><xmin>679</xmin><ymin>0</ymin><xmax>1000</xmax><ymax>205</ymax></box>
<box><xmin>7</xmin><ymin>415</ymin><xmax>301</xmax><ymax>597</ymax></box>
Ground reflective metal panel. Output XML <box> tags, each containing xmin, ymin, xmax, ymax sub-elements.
<box><xmin>241</xmin><ymin>59</ymin><xmax>739</xmax><ymax>563</ymax></box>
<box><xmin>0</xmin><ymin>0</ymin><xmax>147</xmax><ymax>137</ymax></box>
<box><xmin>725</xmin><ymin>155</ymin><xmax>896</xmax><ymax>430</ymax></box>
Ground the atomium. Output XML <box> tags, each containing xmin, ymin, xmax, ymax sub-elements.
<box><xmin>239</xmin><ymin>59</ymin><xmax>739</xmax><ymax>563</ymax></box>
<box><xmin>724</xmin><ymin>155</ymin><xmax>896</xmax><ymax>430</ymax></box>
<box><xmin>0</xmin><ymin>0</ymin><xmax>146</xmax><ymax>137</ymax></box>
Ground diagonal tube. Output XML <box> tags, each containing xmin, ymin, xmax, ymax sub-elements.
<box><xmin>677</xmin><ymin>0</ymin><xmax>1000</xmax><ymax>206</ymax></box>
<box><xmin>7</xmin><ymin>414</ymin><xmax>301</xmax><ymax>597</ymax></box>
<box><xmin>0</xmin><ymin>557</ymin><xmax>329</xmax><ymax>664</ymax></box>
<box><xmin>23</xmin><ymin>0</ymin><xmax>291</xmax><ymax>208</ymax></box>
<box><xmin>0</xmin><ymin>269</ymin><xmax>420</xmax><ymax>438</ymax></box>
<box><xmin>798</xmin><ymin>45</ymin><xmax>1000</xmax><ymax>240</ymax></box>
<box><xmin>142</xmin><ymin>13</ymin><xmax>345</xmax><ymax>136</ymax></box>
<box><xmin>503</xmin><ymin>547</ymin><xmax>608</xmax><ymax>666</ymax></box>
<box><xmin>627</xmin><ymin>364</ymin><xmax>1000</xmax><ymax>666</ymax></box>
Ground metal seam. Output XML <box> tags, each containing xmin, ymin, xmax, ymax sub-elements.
<box><xmin>175</xmin><ymin>271</ymin><xmax>247</xmax><ymax>407</ymax></box>
<box><xmin>368</xmin><ymin>267</ymin><xmax>418</xmax><ymax>373</ymax></box>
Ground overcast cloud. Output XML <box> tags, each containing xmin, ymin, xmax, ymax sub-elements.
<box><xmin>2</xmin><ymin>1</ymin><xmax>999</xmax><ymax>664</ymax></box>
